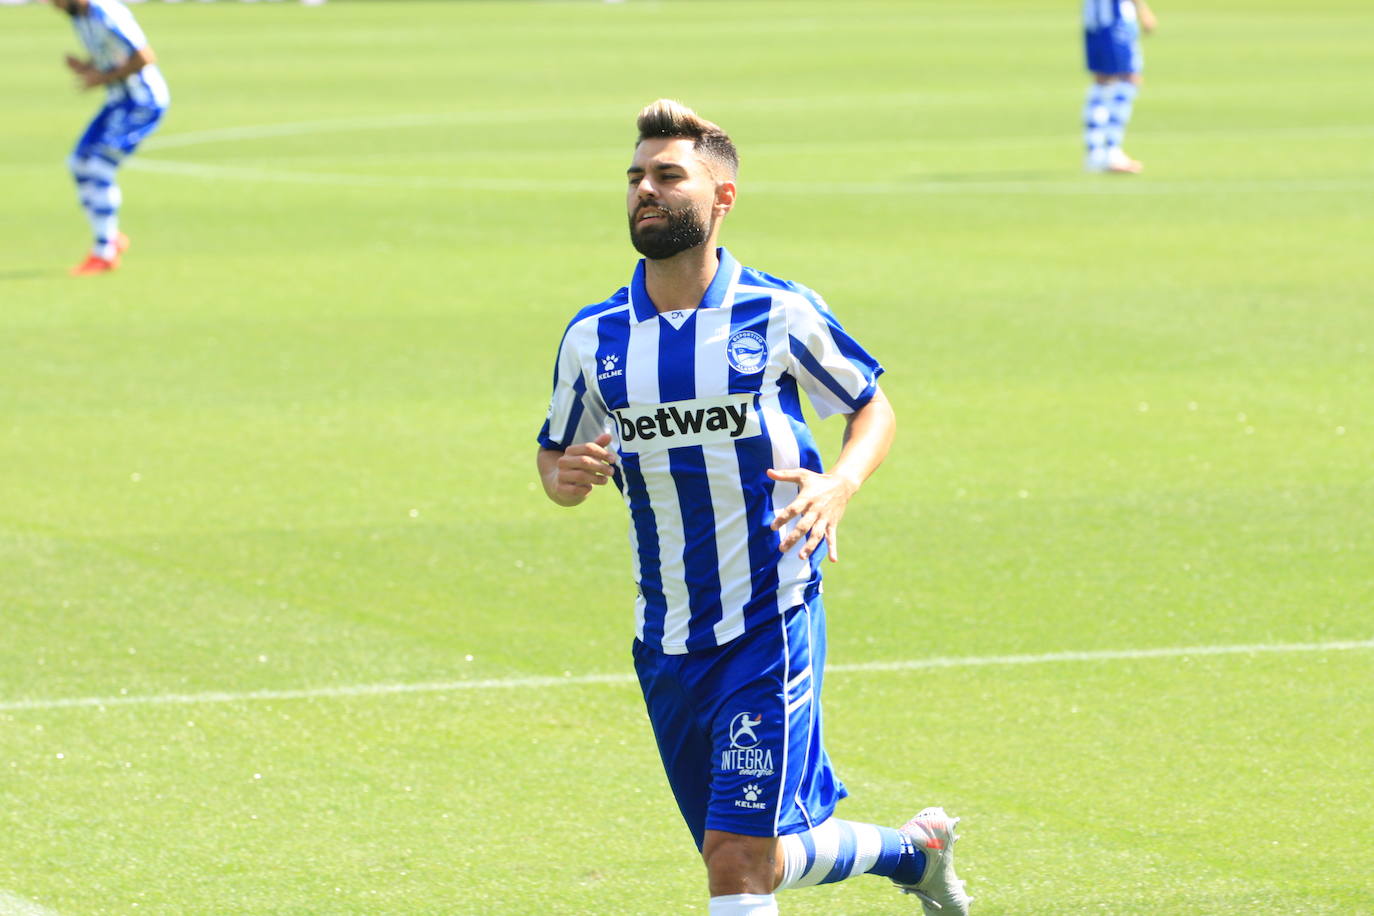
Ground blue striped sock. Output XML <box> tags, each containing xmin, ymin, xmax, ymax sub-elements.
<box><xmin>1083</xmin><ymin>83</ymin><xmax>1111</xmax><ymax>167</ymax></box>
<box><xmin>1106</xmin><ymin>81</ymin><xmax>1139</xmax><ymax>153</ymax></box>
<box><xmin>777</xmin><ymin>818</ymin><xmax>926</xmax><ymax>890</ymax></box>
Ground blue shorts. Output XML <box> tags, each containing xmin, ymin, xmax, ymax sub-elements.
<box><xmin>1084</xmin><ymin>21</ymin><xmax>1142</xmax><ymax>75</ymax></box>
<box><xmin>633</xmin><ymin>591</ymin><xmax>847</xmax><ymax>850</ymax></box>
<box><xmin>74</xmin><ymin>99</ymin><xmax>166</xmax><ymax>162</ymax></box>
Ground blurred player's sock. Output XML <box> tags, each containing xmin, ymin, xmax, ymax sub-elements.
<box><xmin>1083</xmin><ymin>83</ymin><xmax>1112</xmax><ymax>170</ymax></box>
<box><xmin>708</xmin><ymin>893</ymin><xmax>777</xmax><ymax>915</ymax></box>
<box><xmin>1105</xmin><ymin>80</ymin><xmax>1139</xmax><ymax>158</ymax></box>
<box><xmin>68</xmin><ymin>153</ymin><xmax>124</xmax><ymax>260</ymax></box>
<box><xmin>775</xmin><ymin>818</ymin><xmax>926</xmax><ymax>890</ymax></box>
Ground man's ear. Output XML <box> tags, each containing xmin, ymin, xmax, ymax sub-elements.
<box><xmin>714</xmin><ymin>180</ymin><xmax>737</xmax><ymax>218</ymax></box>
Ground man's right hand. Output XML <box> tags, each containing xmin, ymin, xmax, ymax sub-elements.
<box><xmin>539</xmin><ymin>433</ymin><xmax>617</xmax><ymax>506</ymax></box>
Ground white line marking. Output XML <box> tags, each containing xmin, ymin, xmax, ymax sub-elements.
<box><xmin>140</xmin><ymin>109</ymin><xmax>618</xmax><ymax>151</ymax></box>
<box><xmin>122</xmin><ymin>157</ymin><xmax>1374</xmax><ymax>197</ymax></box>
<box><xmin>140</xmin><ymin>93</ymin><xmax>1003</xmax><ymax>152</ymax></box>
<box><xmin>0</xmin><ymin>892</ymin><xmax>61</xmax><ymax>916</ymax></box>
<box><xmin>2</xmin><ymin>639</ymin><xmax>1369</xmax><ymax>713</ymax></box>
<box><xmin>752</xmin><ymin>177</ymin><xmax>1374</xmax><ymax>196</ymax></box>
<box><xmin>141</xmin><ymin>108</ymin><xmax>1374</xmax><ymax>153</ymax></box>
<box><xmin>130</xmin><ymin>113</ymin><xmax>1374</xmax><ymax>196</ymax></box>
<box><xmin>133</xmin><ymin>95</ymin><xmax>1066</xmax><ymax>151</ymax></box>
<box><xmin>835</xmin><ymin>639</ymin><xmax>1374</xmax><ymax>673</ymax></box>
<box><xmin>123</xmin><ymin>157</ymin><xmax>606</xmax><ymax>192</ymax></box>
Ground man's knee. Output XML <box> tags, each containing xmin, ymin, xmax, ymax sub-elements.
<box><xmin>68</xmin><ymin>152</ymin><xmax>119</xmax><ymax>184</ymax></box>
<box><xmin>702</xmin><ymin>830</ymin><xmax>778</xmax><ymax>895</ymax></box>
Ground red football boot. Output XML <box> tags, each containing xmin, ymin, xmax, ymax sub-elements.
<box><xmin>70</xmin><ymin>254</ymin><xmax>119</xmax><ymax>276</ymax></box>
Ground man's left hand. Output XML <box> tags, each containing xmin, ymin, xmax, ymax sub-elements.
<box><xmin>766</xmin><ymin>468</ymin><xmax>859</xmax><ymax>562</ymax></box>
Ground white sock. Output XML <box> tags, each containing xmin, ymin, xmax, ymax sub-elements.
<box><xmin>90</xmin><ymin>200</ymin><xmax>120</xmax><ymax>260</ymax></box>
<box><xmin>709</xmin><ymin>893</ymin><xmax>778</xmax><ymax>915</ymax></box>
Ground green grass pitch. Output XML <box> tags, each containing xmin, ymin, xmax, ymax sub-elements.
<box><xmin>2</xmin><ymin>0</ymin><xmax>1372</xmax><ymax>912</ymax></box>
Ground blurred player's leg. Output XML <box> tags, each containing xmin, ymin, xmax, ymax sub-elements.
<box><xmin>69</xmin><ymin>153</ymin><xmax>123</xmax><ymax>260</ymax></box>
<box><xmin>68</xmin><ymin>106</ymin><xmax>119</xmax><ymax>272</ymax></box>
<box><xmin>1105</xmin><ymin>79</ymin><xmax>1140</xmax><ymax>168</ymax></box>
<box><xmin>1083</xmin><ymin>82</ymin><xmax>1112</xmax><ymax>171</ymax></box>
<box><xmin>1083</xmin><ymin>0</ymin><xmax>1145</xmax><ymax>175</ymax></box>
<box><xmin>67</xmin><ymin>101</ymin><xmax>164</xmax><ymax>275</ymax></box>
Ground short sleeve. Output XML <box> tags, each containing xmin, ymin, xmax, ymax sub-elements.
<box><xmin>537</xmin><ymin>319</ymin><xmax>608</xmax><ymax>451</ymax></box>
<box><xmin>98</xmin><ymin>1</ymin><xmax>150</xmax><ymax>51</ymax></box>
<box><xmin>784</xmin><ymin>289</ymin><xmax>884</xmax><ymax>420</ymax></box>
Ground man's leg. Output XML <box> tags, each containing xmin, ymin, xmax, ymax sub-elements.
<box><xmin>1083</xmin><ymin>76</ymin><xmax>1113</xmax><ymax>171</ymax></box>
<box><xmin>67</xmin><ymin>103</ymin><xmax>166</xmax><ymax>273</ymax></box>
<box><xmin>702</xmin><ymin>831</ymin><xmax>778</xmax><ymax>914</ymax></box>
<box><xmin>1084</xmin><ymin>13</ymin><xmax>1143</xmax><ymax>175</ymax></box>
<box><xmin>68</xmin><ymin>149</ymin><xmax>124</xmax><ymax>262</ymax></box>
<box><xmin>695</xmin><ymin>601</ymin><xmax>831</xmax><ymax>914</ymax></box>
<box><xmin>774</xmin><ymin>817</ymin><xmax>924</xmax><ymax>889</ymax></box>
<box><xmin>1105</xmin><ymin>74</ymin><xmax>1143</xmax><ymax>168</ymax></box>
<box><xmin>701</xmin><ymin>816</ymin><xmax>951</xmax><ymax>913</ymax></box>
<box><xmin>68</xmin><ymin>105</ymin><xmax>122</xmax><ymax>267</ymax></box>
<box><xmin>775</xmin><ymin>809</ymin><xmax>970</xmax><ymax>915</ymax></box>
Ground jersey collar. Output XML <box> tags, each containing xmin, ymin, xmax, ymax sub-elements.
<box><xmin>628</xmin><ymin>247</ymin><xmax>740</xmax><ymax>323</ymax></box>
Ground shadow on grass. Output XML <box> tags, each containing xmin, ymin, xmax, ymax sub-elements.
<box><xmin>0</xmin><ymin>269</ymin><xmax>59</xmax><ymax>282</ymax></box>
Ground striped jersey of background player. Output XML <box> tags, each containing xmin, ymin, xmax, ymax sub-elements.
<box><xmin>1082</xmin><ymin>0</ymin><xmax>1158</xmax><ymax>173</ymax></box>
<box><xmin>536</xmin><ymin>99</ymin><xmax>971</xmax><ymax>916</ymax></box>
<box><xmin>49</xmin><ymin>0</ymin><xmax>170</xmax><ymax>275</ymax></box>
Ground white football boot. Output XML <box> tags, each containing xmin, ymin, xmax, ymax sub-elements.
<box><xmin>892</xmin><ymin>807</ymin><xmax>972</xmax><ymax>914</ymax></box>
<box><xmin>1085</xmin><ymin>148</ymin><xmax>1143</xmax><ymax>173</ymax></box>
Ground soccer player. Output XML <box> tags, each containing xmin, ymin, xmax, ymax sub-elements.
<box><xmin>536</xmin><ymin>100</ymin><xmax>972</xmax><ymax>916</ymax></box>
<box><xmin>49</xmin><ymin>0</ymin><xmax>170</xmax><ymax>275</ymax></box>
<box><xmin>1082</xmin><ymin>0</ymin><xmax>1158</xmax><ymax>173</ymax></box>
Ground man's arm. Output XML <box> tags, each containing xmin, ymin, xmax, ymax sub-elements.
<box><xmin>1136</xmin><ymin>0</ymin><xmax>1158</xmax><ymax>33</ymax></box>
<box><xmin>538</xmin><ymin>432</ymin><xmax>617</xmax><ymax>508</ymax></box>
<box><xmin>768</xmin><ymin>385</ymin><xmax>896</xmax><ymax>562</ymax></box>
<box><xmin>69</xmin><ymin>46</ymin><xmax>156</xmax><ymax>90</ymax></box>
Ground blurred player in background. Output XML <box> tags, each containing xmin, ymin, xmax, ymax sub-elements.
<box><xmin>49</xmin><ymin>0</ymin><xmax>170</xmax><ymax>275</ymax></box>
<box><xmin>536</xmin><ymin>99</ymin><xmax>971</xmax><ymax>916</ymax></box>
<box><xmin>1082</xmin><ymin>0</ymin><xmax>1157</xmax><ymax>173</ymax></box>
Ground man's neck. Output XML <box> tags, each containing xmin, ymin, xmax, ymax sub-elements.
<box><xmin>642</xmin><ymin>244</ymin><xmax>719</xmax><ymax>314</ymax></box>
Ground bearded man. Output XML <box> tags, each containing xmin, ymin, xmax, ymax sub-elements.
<box><xmin>535</xmin><ymin>99</ymin><xmax>971</xmax><ymax>916</ymax></box>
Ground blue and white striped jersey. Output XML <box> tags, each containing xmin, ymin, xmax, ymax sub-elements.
<box><xmin>539</xmin><ymin>249</ymin><xmax>884</xmax><ymax>655</ymax></box>
<box><xmin>1082</xmin><ymin>0</ymin><xmax>1137</xmax><ymax>31</ymax></box>
<box><xmin>72</xmin><ymin>0</ymin><xmax>171</xmax><ymax>108</ymax></box>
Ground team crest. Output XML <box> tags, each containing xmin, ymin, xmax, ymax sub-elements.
<box><xmin>726</xmin><ymin>330</ymin><xmax>767</xmax><ymax>374</ymax></box>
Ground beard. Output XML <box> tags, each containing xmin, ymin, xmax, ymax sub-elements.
<box><xmin>629</xmin><ymin>202</ymin><xmax>711</xmax><ymax>261</ymax></box>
